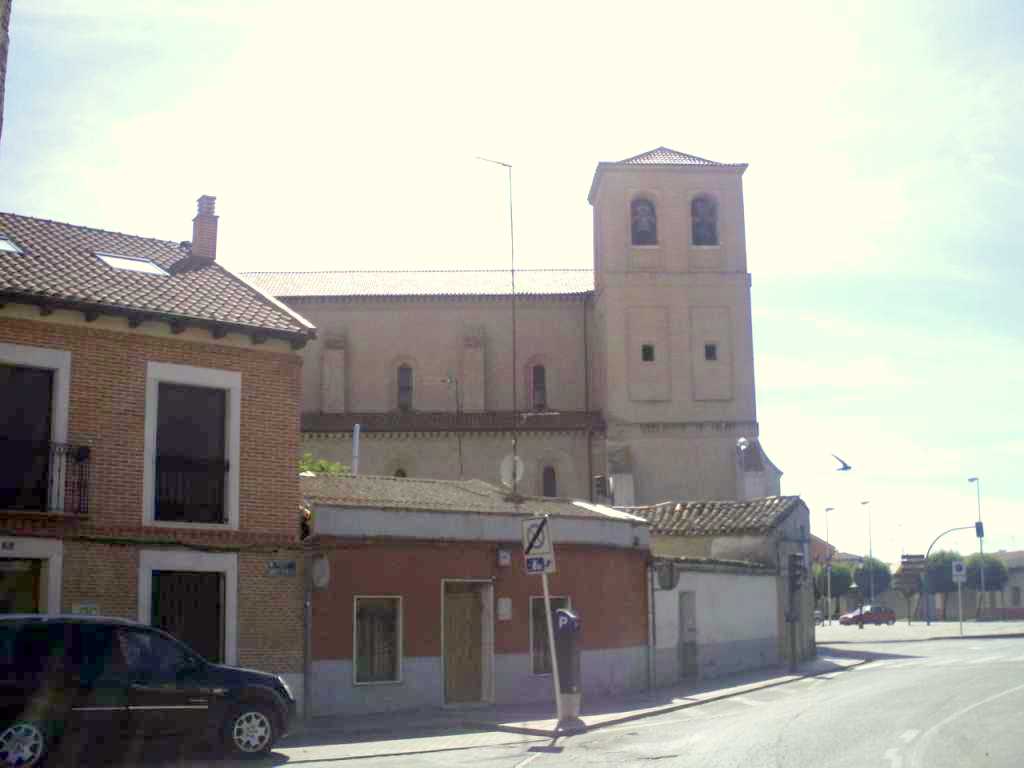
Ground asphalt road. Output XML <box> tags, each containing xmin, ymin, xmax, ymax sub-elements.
<box><xmin>81</xmin><ymin>637</ymin><xmax>1024</xmax><ymax>767</ymax></box>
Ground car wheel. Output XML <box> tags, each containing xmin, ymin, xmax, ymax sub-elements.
<box><xmin>224</xmin><ymin>704</ymin><xmax>277</xmax><ymax>758</ymax></box>
<box><xmin>0</xmin><ymin>721</ymin><xmax>48</xmax><ymax>768</ymax></box>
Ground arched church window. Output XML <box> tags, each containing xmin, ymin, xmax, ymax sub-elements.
<box><xmin>630</xmin><ymin>198</ymin><xmax>658</xmax><ymax>246</ymax></box>
<box><xmin>531</xmin><ymin>365</ymin><xmax>547</xmax><ymax>411</ymax></box>
<box><xmin>691</xmin><ymin>195</ymin><xmax>718</xmax><ymax>246</ymax></box>
<box><xmin>542</xmin><ymin>466</ymin><xmax>557</xmax><ymax>497</ymax></box>
<box><xmin>397</xmin><ymin>364</ymin><xmax>413</xmax><ymax>411</ymax></box>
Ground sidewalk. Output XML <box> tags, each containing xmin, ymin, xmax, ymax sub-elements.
<box><xmin>816</xmin><ymin>619</ymin><xmax>1024</xmax><ymax>644</ymax></box>
<box><xmin>295</xmin><ymin>654</ymin><xmax>864</xmax><ymax>743</ymax></box>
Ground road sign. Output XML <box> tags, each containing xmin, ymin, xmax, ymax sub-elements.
<box><xmin>523</xmin><ymin>516</ymin><xmax>556</xmax><ymax>575</ymax></box>
<box><xmin>523</xmin><ymin>517</ymin><xmax>553</xmax><ymax>557</ymax></box>
<box><xmin>952</xmin><ymin>560</ymin><xmax>967</xmax><ymax>584</ymax></box>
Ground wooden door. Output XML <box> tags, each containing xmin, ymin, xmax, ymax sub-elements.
<box><xmin>444</xmin><ymin>586</ymin><xmax>482</xmax><ymax>703</ymax></box>
<box><xmin>678</xmin><ymin>591</ymin><xmax>698</xmax><ymax>680</ymax></box>
<box><xmin>151</xmin><ymin>571</ymin><xmax>224</xmax><ymax>662</ymax></box>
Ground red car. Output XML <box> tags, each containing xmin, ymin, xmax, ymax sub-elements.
<box><xmin>839</xmin><ymin>605</ymin><xmax>896</xmax><ymax>625</ymax></box>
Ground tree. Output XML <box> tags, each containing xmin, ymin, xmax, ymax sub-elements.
<box><xmin>893</xmin><ymin>565</ymin><xmax>922</xmax><ymax>624</ymax></box>
<box><xmin>298</xmin><ymin>453</ymin><xmax>348</xmax><ymax>475</ymax></box>
<box><xmin>853</xmin><ymin>557</ymin><xmax>892</xmax><ymax>600</ymax></box>
<box><xmin>925</xmin><ymin>550</ymin><xmax>962</xmax><ymax>620</ymax></box>
<box><xmin>815</xmin><ymin>562</ymin><xmax>853</xmax><ymax>618</ymax></box>
<box><xmin>967</xmin><ymin>553</ymin><xmax>1009</xmax><ymax>616</ymax></box>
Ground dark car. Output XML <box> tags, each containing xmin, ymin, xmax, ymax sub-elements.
<box><xmin>838</xmin><ymin>605</ymin><xmax>896</xmax><ymax>625</ymax></box>
<box><xmin>0</xmin><ymin>615</ymin><xmax>296</xmax><ymax>766</ymax></box>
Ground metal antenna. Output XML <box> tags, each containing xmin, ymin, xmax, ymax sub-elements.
<box><xmin>477</xmin><ymin>156</ymin><xmax>517</xmax><ymax>494</ymax></box>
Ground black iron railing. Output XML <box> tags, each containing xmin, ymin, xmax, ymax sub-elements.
<box><xmin>0</xmin><ymin>439</ymin><xmax>91</xmax><ymax>515</ymax></box>
<box><xmin>155</xmin><ymin>455</ymin><xmax>228</xmax><ymax>524</ymax></box>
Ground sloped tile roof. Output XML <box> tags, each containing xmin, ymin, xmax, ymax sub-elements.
<box><xmin>301</xmin><ymin>473</ymin><xmax>646</xmax><ymax>522</ymax></box>
<box><xmin>624</xmin><ymin>496</ymin><xmax>804</xmax><ymax>537</ymax></box>
<box><xmin>243</xmin><ymin>269</ymin><xmax>594</xmax><ymax>299</ymax></box>
<box><xmin>619</xmin><ymin>146</ymin><xmax>731</xmax><ymax>167</ymax></box>
<box><xmin>0</xmin><ymin>212</ymin><xmax>314</xmax><ymax>339</ymax></box>
<box><xmin>588</xmin><ymin>146</ymin><xmax>748</xmax><ymax>202</ymax></box>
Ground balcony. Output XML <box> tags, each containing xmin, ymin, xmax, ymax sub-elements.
<box><xmin>155</xmin><ymin>455</ymin><xmax>228</xmax><ymax>525</ymax></box>
<box><xmin>0</xmin><ymin>439</ymin><xmax>91</xmax><ymax>515</ymax></box>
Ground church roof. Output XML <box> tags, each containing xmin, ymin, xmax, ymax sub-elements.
<box><xmin>588</xmin><ymin>146</ymin><xmax>747</xmax><ymax>202</ymax></box>
<box><xmin>623</xmin><ymin>495</ymin><xmax>805</xmax><ymax>537</ymax></box>
<box><xmin>242</xmin><ymin>269</ymin><xmax>594</xmax><ymax>299</ymax></box>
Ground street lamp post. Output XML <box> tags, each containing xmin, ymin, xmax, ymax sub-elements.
<box><xmin>861</xmin><ymin>501</ymin><xmax>874</xmax><ymax>603</ymax></box>
<box><xmin>825</xmin><ymin>506</ymin><xmax>834</xmax><ymax>625</ymax></box>
<box><xmin>968</xmin><ymin>477</ymin><xmax>984</xmax><ymax>618</ymax></box>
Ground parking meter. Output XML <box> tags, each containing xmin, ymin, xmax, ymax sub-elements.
<box><xmin>554</xmin><ymin>608</ymin><xmax>582</xmax><ymax>719</ymax></box>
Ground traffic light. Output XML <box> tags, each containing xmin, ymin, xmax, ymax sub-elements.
<box><xmin>976</xmin><ymin>521</ymin><xmax>985</xmax><ymax>538</ymax></box>
<box><xmin>788</xmin><ymin>553</ymin><xmax>805</xmax><ymax>592</ymax></box>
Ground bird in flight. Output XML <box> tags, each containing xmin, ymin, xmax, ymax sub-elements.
<box><xmin>832</xmin><ymin>454</ymin><xmax>852</xmax><ymax>471</ymax></box>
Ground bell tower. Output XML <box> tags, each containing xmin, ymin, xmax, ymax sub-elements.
<box><xmin>588</xmin><ymin>147</ymin><xmax>780</xmax><ymax>504</ymax></box>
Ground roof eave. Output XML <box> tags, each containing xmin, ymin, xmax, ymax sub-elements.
<box><xmin>0</xmin><ymin>290</ymin><xmax>317</xmax><ymax>349</ymax></box>
<box><xmin>588</xmin><ymin>161</ymin><xmax>749</xmax><ymax>205</ymax></box>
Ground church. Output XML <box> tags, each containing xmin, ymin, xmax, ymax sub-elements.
<box><xmin>244</xmin><ymin>147</ymin><xmax>782</xmax><ymax>506</ymax></box>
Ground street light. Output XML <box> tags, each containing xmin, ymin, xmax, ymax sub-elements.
<box><xmin>861</xmin><ymin>500</ymin><xmax>874</xmax><ymax>602</ymax></box>
<box><xmin>968</xmin><ymin>477</ymin><xmax>985</xmax><ymax>617</ymax></box>
<box><xmin>825</xmin><ymin>506</ymin><xmax>834</xmax><ymax>625</ymax></box>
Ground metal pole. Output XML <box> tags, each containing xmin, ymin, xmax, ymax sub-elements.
<box><xmin>541</xmin><ymin>568</ymin><xmax>564</xmax><ymax>724</ymax></box>
<box><xmin>973</xmin><ymin>478</ymin><xmax>985</xmax><ymax>619</ymax></box>
<box><xmin>958</xmin><ymin>579</ymin><xmax>963</xmax><ymax>636</ymax></box>
<box><xmin>825</xmin><ymin>506</ymin><xmax>833</xmax><ymax>626</ymax></box>
<box><xmin>924</xmin><ymin>525</ymin><xmax>974</xmax><ymax>626</ymax></box>
<box><xmin>352</xmin><ymin>423</ymin><xmax>360</xmax><ymax>475</ymax></box>
<box><xmin>861</xmin><ymin>501</ymin><xmax>873</xmax><ymax>603</ymax></box>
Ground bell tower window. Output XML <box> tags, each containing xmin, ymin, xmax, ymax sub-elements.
<box><xmin>630</xmin><ymin>198</ymin><xmax>658</xmax><ymax>246</ymax></box>
<box><xmin>542</xmin><ymin>466</ymin><xmax>557</xmax><ymax>498</ymax></box>
<box><xmin>531</xmin><ymin>365</ymin><xmax>547</xmax><ymax>411</ymax></box>
<box><xmin>691</xmin><ymin>195</ymin><xmax>718</xmax><ymax>246</ymax></box>
<box><xmin>397</xmin><ymin>364</ymin><xmax>413</xmax><ymax>411</ymax></box>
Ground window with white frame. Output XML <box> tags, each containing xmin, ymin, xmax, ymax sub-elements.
<box><xmin>144</xmin><ymin>363</ymin><xmax>240</xmax><ymax>529</ymax></box>
<box><xmin>354</xmin><ymin>596</ymin><xmax>401</xmax><ymax>684</ymax></box>
<box><xmin>530</xmin><ymin>595</ymin><xmax>569</xmax><ymax>675</ymax></box>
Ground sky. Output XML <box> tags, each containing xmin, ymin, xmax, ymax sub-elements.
<box><xmin>1</xmin><ymin>0</ymin><xmax>1021</xmax><ymax>564</ymax></box>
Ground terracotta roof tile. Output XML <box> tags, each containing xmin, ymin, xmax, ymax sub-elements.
<box><xmin>242</xmin><ymin>269</ymin><xmax>594</xmax><ymax>299</ymax></box>
<box><xmin>301</xmin><ymin>473</ymin><xmax>646</xmax><ymax>522</ymax></box>
<box><xmin>588</xmin><ymin>146</ymin><xmax>748</xmax><ymax>203</ymax></box>
<box><xmin>0</xmin><ymin>212</ymin><xmax>314</xmax><ymax>339</ymax></box>
<box><xmin>625</xmin><ymin>496</ymin><xmax>805</xmax><ymax>537</ymax></box>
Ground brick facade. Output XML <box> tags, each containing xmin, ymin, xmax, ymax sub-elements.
<box><xmin>0</xmin><ymin>311</ymin><xmax>306</xmax><ymax>676</ymax></box>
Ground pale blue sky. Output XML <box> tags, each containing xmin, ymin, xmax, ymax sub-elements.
<box><xmin>2</xmin><ymin>1</ymin><xmax>1021</xmax><ymax>563</ymax></box>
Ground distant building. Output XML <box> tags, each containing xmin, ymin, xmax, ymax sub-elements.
<box><xmin>245</xmin><ymin>147</ymin><xmax>782</xmax><ymax>507</ymax></box>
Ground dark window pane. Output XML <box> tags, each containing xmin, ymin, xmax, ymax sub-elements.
<box><xmin>532</xmin><ymin>366</ymin><xmax>547</xmax><ymax>411</ymax></box>
<box><xmin>641</xmin><ymin>345</ymin><xmax>655</xmax><ymax>363</ymax></box>
<box><xmin>704</xmin><ymin>344</ymin><xmax>718</xmax><ymax>362</ymax></box>
<box><xmin>397</xmin><ymin>366</ymin><xmax>413</xmax><ymax>411</ymax></box>
<box><xmin>631</xmin><ymin>199</ymin><xmax>657</xmax><ymax>246</ymax></box>
<box><xmin>542</xmin><ymin>466</ymin><xmax>557</xmax><ymax>498</ymax></box>
<box><xmin>0</xmin><ymin>365</ymin><xmax>54</xmax><ymax>511</ymax></box>
<box><xmin>156</xmin><ymin>383</ymin><xmax>227</xmax><ymax>523</ymax></box>
<box><xmin>691</xmin><ymin>196</ymin><xmax>719</xmax><ymax>246</ymax></box>
<box><xmin>356</xmin><ymin>597</ymin><xmax>400</xmax><ymax>683</ymax></box>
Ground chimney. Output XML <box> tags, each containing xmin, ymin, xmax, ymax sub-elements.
<box><xmin>191</xmin><ymin>195</ymin><xmax>218</xmax><ymax>261</ymax></box>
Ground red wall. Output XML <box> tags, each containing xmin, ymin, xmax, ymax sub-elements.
<box><xmin>313</xmin><ymin>538</ymin><xmax>648</xmax><ymax>659</ymax></box>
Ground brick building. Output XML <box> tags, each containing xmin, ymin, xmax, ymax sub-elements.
<box><xmin>302</xmin><ymin>473</ymin><xmax>650</xmax><ymax>716</ymax></box>
<box><xmin>0</xmin><ymin>199</ymin><xmax>316</xmax><ymax>702</ymax></box>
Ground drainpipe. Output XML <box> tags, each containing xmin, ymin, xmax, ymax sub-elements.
<box><xmin>303</xmin><ymin>545</ymin><xmax>313</xmax><ymax>723</ymax></box>
<box><xmin>647</xmin><ymin>561</ymin><xmax>656</xmax><ymax>690</ymax></box>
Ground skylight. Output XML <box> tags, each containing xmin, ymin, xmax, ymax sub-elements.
<box><xmin>96</xmin><ymin>251</ymin><xmax>169</xmax><ymax>276</ymax></box>
<box><xmin>0</xmin><ymin>237</ymin><xmax>22</xmax><ymax>254</ymax></box>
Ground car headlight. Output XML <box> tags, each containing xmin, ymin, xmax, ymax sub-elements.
<box><xmin>277</xmin><ymin>676</ymin><xmax>294</xmax><ymax>700</ymax></box>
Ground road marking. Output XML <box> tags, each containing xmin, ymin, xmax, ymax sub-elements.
<box><xmin>884</xmin><ymin>747</ymin><xmax>903</xmax><ymax>768</ymax></box>
<box><xmin>967</xmin><ymin>655</ymin><xmax>1003</xmax><ymax>665</ymax></box>
<box><xmin>925</xmin><ymin>657</ymin><xmax>957</xmax><ymax>666</ymax></box>
<box><xmin>776</xmin><ymin>687</ymin><xmax>800</xmax><ymax>694</ymax></box>
<box><xmin>908</xmin><ymin>681</ymin><xmax>1024</xmax><ymax>768</ymax></box>
<box><xmin>900</xmin><ymin>730</ymin><xmax>919</xmax><ymax>744</ymax></box>
<box><xmin>515</xmin><ymin>753</ymin><xmax>543</xmax><ymax>768</ymax></box>
<box><xmin>731</xmin><ymin>697</ymin><xmax>759</xmax><ymax>707</ymax></box>
<box><xmin>886</xmin><ymin>661</ymin><xmax>922</xmax><ymax>669</ymax></box>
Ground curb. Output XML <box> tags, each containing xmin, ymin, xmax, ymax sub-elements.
<box><xmin>465</xmin><ymin>659</ymin><xmax>869</xmax><ymax>738</ymax></box>
<box><xmin>823</xmin><ymin>631</ymin><xmax>1024</xmax><ymax>646</ymax></box>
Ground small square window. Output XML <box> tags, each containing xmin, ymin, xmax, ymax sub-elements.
<box><xmin>704</xmin><ymin>343</ymin><xmax>718</xmax><ymax>362</ymax></box>
<box><xmin>0</xmin><ymin>237</ymin><xmax>22</xmax><ymax>254</ymax></box>
<box><xmin>641</xmin><ymin>344</ymin><xmax>655</xmax><ymax>363</ymax></box>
